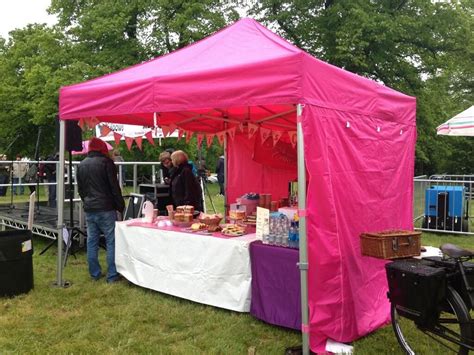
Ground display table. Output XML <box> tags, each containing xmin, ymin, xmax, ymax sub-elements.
<box><xmin>115</xmin><ymin>220</ymin><xmax>257</xmax><ymax>312</ymax></box>
<box><xmin>249</xmin><ymin>241</ymin><xmax>301</xmax><ymax>330</ymax></box>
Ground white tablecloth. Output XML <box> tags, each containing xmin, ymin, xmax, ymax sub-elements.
<box><xmin>115</xmin><ymin>222</ymin><xmax>257</xmax><ymax>312</ymax></box>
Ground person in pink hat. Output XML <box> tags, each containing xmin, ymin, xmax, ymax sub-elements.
<box><xmin>77</xmin><ymin>137</ymin><xmax>125</xmax><ymax>283</ymax></box>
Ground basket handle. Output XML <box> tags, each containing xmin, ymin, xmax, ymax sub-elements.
<box><xmin>392</xmin><ymin>236</ymin><xmax>414</xmax><ymax>251</ymax></box>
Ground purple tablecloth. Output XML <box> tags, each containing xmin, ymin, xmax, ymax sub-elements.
<box><xmin>249</xmin><ymin>241</ymin><xmax>301</xmax><ymax>330</ymax></box>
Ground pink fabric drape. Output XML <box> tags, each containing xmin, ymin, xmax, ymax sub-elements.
<box><xmin>302</xmin><ymin>105</ymin><xmax>416</xmax><ymax>350</ymax></box>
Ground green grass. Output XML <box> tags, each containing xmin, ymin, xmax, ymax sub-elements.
<box><xmin>0</xmin><ymin>184</ymin><xmax>473</xmax><ymax>353</ymax></box>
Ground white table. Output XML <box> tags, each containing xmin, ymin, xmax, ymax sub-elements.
<box><xmin>115</xmin><ymin>221</ymin><xmax>257</xmax><ymax>312</ymax></box>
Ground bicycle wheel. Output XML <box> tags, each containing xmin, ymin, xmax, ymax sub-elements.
<box><xmin>391</xmin><ymin>286</ymin><xmax>473</xmax><ymax>354</ymax></box>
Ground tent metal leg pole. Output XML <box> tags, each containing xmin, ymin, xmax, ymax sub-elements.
<box><xmin>224</xmin><ymin>124</ymin><xmax>228</xmax><ymax>221</ymax></box>
<box><xmin>297</xmin><ymin>104</ymin><xmax>310</xmax><ymax>355</ymax></box>
<box><xmin>56</xmin><ymin>119</ymin><xmax>66</xmax><ymax>287</ymax></box>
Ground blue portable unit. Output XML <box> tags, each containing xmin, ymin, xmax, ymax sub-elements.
<box><xmin>425</xmin><ymin>185</ymin><xmax>465</xmax><ymax>218</ymax></box>
<box><xmin>423</xmin><ymin>185</ymin><xmax>469</xmax><ymax>232</ymax></box>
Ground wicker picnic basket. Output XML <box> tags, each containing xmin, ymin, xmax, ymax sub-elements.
<box><xmin>360</xmin><ymin>230</ymin><xmax>422</xmax><ymax>259</ymax></box>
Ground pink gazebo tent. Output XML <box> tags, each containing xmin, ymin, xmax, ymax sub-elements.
<box><xmin>57</xmin><ymin>18</ymin><xmax>416</xmax><ymax>352</ymax></box>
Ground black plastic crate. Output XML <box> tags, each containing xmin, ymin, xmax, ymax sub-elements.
<box><xmin>386</xmin><ymin>259</ymin><xmax>446</xmax><ymax>325</ymax></box>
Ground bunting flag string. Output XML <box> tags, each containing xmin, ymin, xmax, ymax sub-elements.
<box><xmin>217</xmin><ymin>131</ymin><xmax>226</xmax><ymax>146</ymax></box>
<box><xmin>124</xmin><ymin>136</ymin><xmax>134</xmax><ymax>151</ymax></box>
<box><xmin>161</xmin><ymin>125</ymin><xmax>170</xmax><ymax>137</ymax></box>
<box><xmin>145</xmin><ymin>131</ymin><xmax>155</xmax><ymax>146</ymax></box>
<box><xmin>238</xmin><ymin>123</ymin><xmax>244</xmax><ymax>132</ymax></box>
<box><xmin>100</xmin><ymin>125</ymin><xmax>112</xmax><ymax>137</ymax></box>
<box><xmin>135</xmin><ymin>136</ymin><xmax>143</xmax><ymax>150</ymax></box>
<box><xmin>227</xmin><ymin>126</ymin><xmax>236</xmax><ymax>140</ymax></box>
<box><xmin>272</xmin><ymin>130</ymin><xmax>283</xmax><ymax>146</ymax></box>
<box><xmin>259</xmin><ymin>127</ymin><xmax>271</xmax><ymax>143</ymax></box>
<box><xmin>113</xmin><ymin>132</ymin><xmax>122</xmax><ymax>146</ymax></box>
<box><xmin>88</xmin><ymin>117</ymin><xmax>100</xmax><ymax>129</ymax></box>
<box><xmin>78</xmin><ymin>118</ymin><xmax>86</xmax><ymax>131</ymax></box>
<box><xmin>288</xmin><ymin>131</ymin><xmax>297</xmax><ymax>149</ymax></box>
<box><xmin>206</xmin><ymin>133</ymin><xmax>214</xmax><ymax>147</ymax></box>
<box><xmin>196</xmin><ymin>133</ymin><xmax>204</xmax><ymax>148</ymax></box>
<box><xmin>177</xmin><ymin>129</ymin><xmax>184</xmax><ymax>141</ymax></box>
<box><xmin>168</xmin><ymin>123</ymin><xmax>177</xmax><ymax>134</ymax></box>
<box><xmin>185</xmin><ymin>131</ymin><xmax>193</xmax><ymax>144</ymax></box>
<box><xmin>248</xmin><ymin>123</ymin><xmax>258</xmax><ymax>139</ymax></box>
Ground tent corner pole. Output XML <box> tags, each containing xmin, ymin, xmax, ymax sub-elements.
<box><xmin>297</xmin><ymin>103</ymin><xmax>310</xmax><ymax>355</ymax></box>
<box><xmin>56</xmin><ymin>119</ymin><xmax>66</xmax><ymax>287</ymax></box>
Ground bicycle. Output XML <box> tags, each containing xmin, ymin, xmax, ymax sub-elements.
<box><xmin>386</xmin><ymin>243</ymin><xmax>474</xmax><ymax>354</ymax></box>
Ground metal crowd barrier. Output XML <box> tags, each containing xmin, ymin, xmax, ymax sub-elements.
<box><xmin>0</xmin><ymin>160</ymin><xmax>163</xmax><ymax>201</ymax></box>
<box><xmin>414</xmin><ymin>175</ymin><xmax>473</xmax><ymax>235</ymax></box>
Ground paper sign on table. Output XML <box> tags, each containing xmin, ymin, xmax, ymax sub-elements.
<box><xmin>256</xmin><ymin>207</ymin><xmax>270</xmax><ymax>241</ymax></box>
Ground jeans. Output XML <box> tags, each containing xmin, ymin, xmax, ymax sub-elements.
<box><xmin>12</xmin><ymin>177</ymin><xmax>24</xmax><ymax>195</ymax></box>
<box><xmin>86</xmin><ymin>210</ymin><xmax>119</xmax><ymax>282</ymax></box>
<box><xmin>0</xmin><ymin>175</ymin><xmax>8</xmax><ymax>196</ymax></box>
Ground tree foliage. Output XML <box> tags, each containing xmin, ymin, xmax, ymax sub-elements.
<box><xmin>0</xmin><ymin>0</ymin><xmax>471</xmax><ymax>175</ymax></box>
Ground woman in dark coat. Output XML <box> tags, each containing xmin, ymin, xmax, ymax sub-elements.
<box><xmin>170</xmin><ymin>150</ymin><xmax>203</xmax><ymax>211</ymax></box>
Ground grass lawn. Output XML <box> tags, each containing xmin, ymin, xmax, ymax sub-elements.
<box><xmin>0</xmin><ymin>183</ymin><xmax>473</xmax><ymax>353</ymax></box>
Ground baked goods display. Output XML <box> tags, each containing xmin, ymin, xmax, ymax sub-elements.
<box><xmin>221</xmin><ymin>224</ymin><xmax>247</xmax><ymax>237</ymax></box>
<box><xmin>229</xmin><ymin>209</ymin><xmax>246</xmax><ymax>220</ymax></box>
<box><xmin>191</xmin><ymin>223</ymin><xmax>207</xmax><ymax>231</ymax></box>
<box><xmin>198</xmin><ymin>213</ymin><xmax>223</xmax><ymax>226</ymax></box>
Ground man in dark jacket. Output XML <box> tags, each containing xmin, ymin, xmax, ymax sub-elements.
<box><xmin>216</xmin><ymin>155</ymin><xmax>225</xmax><ymax>196</ymax></box>
<box><xmin>77</xmin><ymin>138</ymin><xmax>125</xmax><ymax>283</ymax></box>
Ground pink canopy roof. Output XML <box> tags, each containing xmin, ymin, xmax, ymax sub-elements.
<box><xmin>59</xmin><ymin>18</ymin><xmax>416</xmax><ymax>352</ymax></box>
<box><xmin>60</xmin><ymin>18</ymin><xmax>414</xmax><ymax>133</ymax></box>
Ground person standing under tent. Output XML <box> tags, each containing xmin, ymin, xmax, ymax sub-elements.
<box><xmin>12</xmin><ymin>154</ymin><xmax>28</xmax><ymax>195</ymax></box>
<box><xmin>170</xmin><ymin>150</ymin><xmax>202</xmax><ymax>211</ymax></box>
<box><xmin>77</xmin><ymin>137</ymin><xmax>125</xmax><ymax>283</ymax></box>
<box><xmin>216</xmin><ymin>155</ymin><xmax>225</xmax><ymax>196</ymax></box>
<box><xmin>159</xmin><ymin>151</ymin><xmax>174</xmax><ymax>184</ymax></box>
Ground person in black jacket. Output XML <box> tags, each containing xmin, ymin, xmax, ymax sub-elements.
<box><xmin>170</xmin><ymin>150</ymin><xmax>202</xmax><ymax>211</ymax></box>
<box><xmin>77</xmin><ymin>138</ymin><xmax>125</xmax><ymax>283</ymax></box>
<box><xmin>216</xmin><ymin>155</ymin><xmax>225</xmax><ymax>196</ymax></box>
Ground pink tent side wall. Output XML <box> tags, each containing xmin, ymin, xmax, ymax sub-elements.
<box><xmin>302</xmin><ymin>105</ymin><xmax>416</xmax><ymax>350</ymax></box>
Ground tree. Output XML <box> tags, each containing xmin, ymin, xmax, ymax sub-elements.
<box><xmin>248</xmin><ymin>0</ymin><xmax>473</xmax><ymax>174</ymax></box>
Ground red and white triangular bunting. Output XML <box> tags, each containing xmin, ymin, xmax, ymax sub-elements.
<box><xmin>78</xmin><ymin>118</ymin><xmax>86</xmax><ymax>131</ymax></box>
<box><xmin>206</xmin><ymin>134</ymin><xmax>214</xmax><ymax>147</ymax></box>
<box><xmin>288</xmin><ymin>131</ymin><xmax>297</xmax><ymax>149</ymax></box>
<box><xmin>124</xmin><ymin>136</ymin><xmax>134</xmax><ymax>151</ymax></box>
<box><xmin>272</xmin><ymin>131</ymin><xmax>283</xmax><ymax>146</ymax></box>
<box><xmin>145</xmin><ymin>131</ymin><xmax>155</xmax><ymax>146</ymax></box>
<box><xmin>113</xmin><ymin>132</ymin><xmax>122</xmax><ymax>146</ymax></box>
<box><xmin>238</xmin><ymin>123</ymin><xmax>244</xmax><ymax>132</ymax></box>
<box><xmin>196</xmin><ymin>133</ymin><xmax>204</xmax><ymax>148</ymax></box>
<box><xmin>177</xmin><ymin>129</ymin><xmax>184</xmax><ymax>141</ymax></box>
<box><xmin>169</xmin><ymin>123</ymin><xmax>177</xmax><ymax>134</ymax></box>
<box><xmin>88</xmin><ymin>117</ymin><xmax>100</xmax><ymax>129</ymax></box>
<box><xmin>135</xmin><ymin>136</ymin><xmax>143</xmax><ymax>150</ymax></box>
<box><xmin>100</xmin><ymin>125</ymin><xmax>112</xmax><ymax>137</ymax></box>
<box><xmin>161</xmin><ymin>125</ymin><xmax>170</xmax><ymax>137</ymax></box>
<box><xmin>248</xmin><ymin>123</ymin><xmax>258</xmax><ymax>139</ymax></box>
<box><xmin>227</xmin><ymin>127</ymin><xmax>236</xmax><ymax>140</ymax></box>
<box><xmin>185</xmin><ymin>131</ymin><xmax>193</xmax><ymax>144</ymax></box>
<box><xmin>217</xmin><ymin>131</ymin><xmax>226</xmax><ymax>146</ymax></box>
<box><xmin>259</xmin><ymin>127</ymin><xmax>271</xmax><ymax>143</ymax></box>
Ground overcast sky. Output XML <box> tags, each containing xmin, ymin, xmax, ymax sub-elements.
<box><xmin>0</xmin><ymin>0</ymin><xmax>56</xmax><ymax>39</ymax></box>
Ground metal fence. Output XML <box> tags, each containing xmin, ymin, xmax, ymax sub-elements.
<box><xmin>414</xmin><ymin>175</ymin><xmax>474</xmax><ymax>235</ymax></box>
<box><xmin>0</xmin><ymin>160</ymin><xmax>163</xmax><ymax>202</ymax></box>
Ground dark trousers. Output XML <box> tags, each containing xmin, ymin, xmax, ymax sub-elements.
<box><xmin>0</xmin><ymin>175</ymin><xmax>8</xmax><ymax>196</ymax></box>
